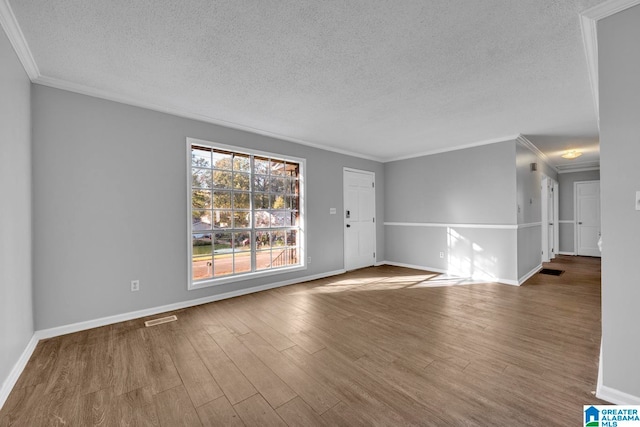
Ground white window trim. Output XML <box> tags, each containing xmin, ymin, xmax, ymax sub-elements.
<box><xmin>186</xmin><ymin>137</ymin><xmax>307</xmax><ymax>290</ymax></box>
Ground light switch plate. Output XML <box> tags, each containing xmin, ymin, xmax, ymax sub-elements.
<box><xmin>329</xmin><ymin>208</ymin><xmax>336</xmax><ymax>215</ymax></box>
<box><xmin>636</xmin><ymin>191</ymin><xmax>640</xmax><ymax>210</ymax></box>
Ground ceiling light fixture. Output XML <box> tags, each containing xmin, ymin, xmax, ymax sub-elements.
<box><xmin>561</xmin><ymin>150</ymin><xmax>583</xmax><ymax>159</ymax></box>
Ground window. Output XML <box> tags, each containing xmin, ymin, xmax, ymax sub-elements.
<box><xmin>187</xmin><ymin>139</ymin><xmax>305</xmax><ymax>288</ymax></box>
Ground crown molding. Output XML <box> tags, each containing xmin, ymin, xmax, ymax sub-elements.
<box><xmin>580</xmin><ymin>0</ymin><xmax>640</xmax><ymax>123</ymax></box>
<box><xmin>0</xmin><ymin>0</ymin><xmax>38</xmax><ymax>79</ymax></box>
<box><xmin>384</xmin><ymin>134</ymin><xmax>520</xmax><ymax>162</ymax></box>
<box><xmin>515</xmin><ymin>134</ymin><xmax>559</xmax><ymax>173</ymax></box>
<box><xmin>556</xmin><ymin>160</ymin><xmax>600</xmax><ymax>174</ymax></box>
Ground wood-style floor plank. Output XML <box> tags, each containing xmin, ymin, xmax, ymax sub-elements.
<box><xmin>209</xmin><ymin>329</ymin><xmax>297</xmax><ymax>409</ymax></box>
<box><xmin>187</xmin><ymin>328</ymin><xmax>257</xmax><ymax>405</ymax></box>
<box><xmin>275</xmin><ymin>397</ymin><xmax>329</xmax><ymax>427</ymax></box>
<box><xmin>197</xmin><ymin>396</ymin><xmax>245</xmax><ymax>427</ymax></box>
<box><xmin>153</xmin><ymin>385</ymin><xmax>201</xmax><ymax>427</ymax></box>
<box><xmin>238</xmin><ymin>332</ymin><xmax>340</xmax><ymax>414</ymax></box>
<box><xmin>0</xmin><ymin>256</ymin><xmax>606</xmax><ymax>426</ymax></box>
<box><xmin>163</xmin><ymin>330</ymin><xmax>224</xmax><ymax>407</ymax></box>
<box><xmin>233</xmin><ymin>394</ymin><xmax>287</xmax><ymax>427</ymax></box>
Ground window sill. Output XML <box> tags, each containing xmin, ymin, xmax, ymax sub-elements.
<box><xmin>188</xmin><ymin>264</ymin><xmax>307</xmax><ymax>290</ymax></box>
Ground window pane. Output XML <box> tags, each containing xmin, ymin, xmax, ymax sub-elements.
<box><xmin>233</xmin><ymin>232</ymin><xmax>251</xmax><ymax>251</ymax></box>
<box><xmin>271</xmin><ymin>230</ymin><xmax>285</xmax><ymax>247</ymax></box>
<box><xmin>253</xmin><ymin>174</ymin><xmax>268</xmax><ymax>192</ymax></box>
<box><xmin>233</xmin><ymin>172</ymin><xmax>251</xmax><ymax>191</ymax></box>
<box><xmin>270</xmin><ymin>159</ymin><xmax>286</xmax><ymax>176</ymax></box>
<box><xmin>233</xmin><ymin>153</ymin><xmax>251</xmax><ymax>172</ymax></box>
<box><xmin>234</xmin><ymin>251</ymin><xmax>251</xmax><ymax>274</ymax></box>
<box><xmin>193</xmin><ymin>233</ymin><xmax>212</xmax><ymax>253</ymax></box>
<box><xmin>283</xmin><ymin>212</ymin><xmax>294</xmax><ymax>226</ymax></box>
<box><xmin>213</xmin><ymin>252</ymin><xmax>233</xmax><ymax>277</ymax></box>
<box><xmin>284</xmin><ymin>196</ymin><xmax>298</xmax><ymax>210</ymax></box>
<box><xmin>192</xmin><ymin>168</ymin><xmax>212</xmax><ymax>189</ymax></box>
<box><xmin>286</xmin><ymin>229</ymin><xmax>298</xmax><ymax>247</ymax></box>
<box><xmin>212</xmin><ymin>210</ymin><xmax>232</xmax><ymax>228</ymax></box>
<box><xmin>269</xmin><ymin>177</ymin><xmax>286</xmax><ymax>193</ymax></box>
<box><xmin>213</xmin><ymin>191</ymin><xmax>231</xmax><ymax>209</ymax></box>
<box><xmin>213</xmin><ymin>171</ymin><xmax>233</xmax><ymax>189</ymax></box>
<box><xmin>289</xmin><ymin>196</ymin><xmax>299</xmax><ymax>211</ymax></box>
<box><xmin>192</xmin><ymin>232</ymin><xmax>213</xmax><ymax>280</ymax></box>
<box><xmin>289</xmin><ymin>178</ymin><xmax>299</xmax><ymax>194</ymax></box>
<box><xmin>233</xmin><ymin>192</ymin><xmax>250</xmax><ymax>209</ymax></box>
<box><xmin>214</xmin><ymin>232</ymin><xmax>232</xmax><ymax>252</ymax></box>
<box><xmin>270</xmin><ymin>195</ymin><xmax>286</xmax><ymax>209</ymax></box>
<box><xmin>283</xmin><ymin>248</ymin><xmax>298</xmax><ymax>266</ymax></box>
<box><xmin>192</xmin><ymin>189</ymin><xmax>212</xmax><ymax>210</ymax></box>
<box><xmin>256</xmin><ymin>250</ymin><xmax>272</xmax><ymax>270</ymax></box>
<box><xmin>286</xmin><ymin>163</ymin><xmax>299</xmax><ymax>177</ymax></box>
<box><xmin>254</xmin><ymin>156</ymin><xmax>270</xmax><ymax>175</ymax></box>
<box><xmin>192</xmin><ymin>256</ymin><xmax>213</xmax><ymax>280</ymax></box>
<box><xmin>271</xmin><ymin>211</ymin><xmax>287</xmax><ymax>227</ymax></box>
<box><xmin>192</xmin><ymin>210</ymin><xmax>212</xmax><ymax>230</ymax></box>
<box><xmin>254</xmin><ymin>211</ymin><xmax>270</xmax><ymax>228</ymax></box>
<box><xmin>233</xmin><ymin>211</ymin><xmax>251</xmax><ymax>228</ymax></box>
<box><xmin>192</xmin><ymin>147</ymin><xmax>211</xmax><ymax>168</ymax></box>
<box><xmin>212</xmin><ymin>150</ymin><xmax>232</xmax><ymax>170</ymax></box>
<box><xmin>254</xmin><ymin>193</ymin><xmax>269</xmax><ymax>210</ymax></box>
<box><xmin>271</xmin><ymin>247</ymin><xmax>296</xmax><ymax>267</ymax></box>
<box><xmin>256</xmin><ymin>231</ymin><xmax>270</xmax><ymax>249</ymax></box>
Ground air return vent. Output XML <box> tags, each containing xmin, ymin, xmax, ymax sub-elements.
<box><xmin>144</xmin><ymin>315</ymin><xmax>177</xmax><ymax>327</ymax></box>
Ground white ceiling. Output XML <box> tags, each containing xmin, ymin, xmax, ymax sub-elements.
<box><xmin>5</xmin><ymin>0</ymin><xmax>603</xmax><ymax>166</ymax></box>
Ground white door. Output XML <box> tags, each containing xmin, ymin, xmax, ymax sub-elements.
<box><xmin>344</xmin><ymin>169</ymin><xmax>376</xmax><ymax>271</ymax></box>
<box><xmin>576</xmin><ymin>181</ymin><xmax>601</xmax><ymax>257</ymax></box>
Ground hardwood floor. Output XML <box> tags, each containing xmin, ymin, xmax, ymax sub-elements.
<box><xmin>1</xmin><ymin>256</ymin><xmax>606</xmax><ymax>426</ymax></box>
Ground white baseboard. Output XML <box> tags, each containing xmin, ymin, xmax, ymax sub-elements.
<box><xmin>383</xmin><ymin>260</ymin><xmax>448</xmax><ymax>275</ymax></box>
<box><xmin>597</xmin><ymin>385</ymin><xmax>640</xmax><ymax>405</ymax></box>
<box><xmin>518</xmin><ymin>264</ymin><xmax>542</xmax><ymax>285</ymax></box>
<box><xmin>382</xmin><ymin>261</ymin><xmax>518</xmax><ymax>286</ymax></box>
<box><xmin>35</xmin><ymin>269</ymin><xmax>346</xmax><ymax>340</ymax></box>
<box><xmin>0</xmin><ymin>335</ymin><xmax>39</xmax><ymax>411</ymax></box>
<box><xmin>558</xmin><ymin>251</ymin><xmax>576</xmax><ymax>256</ymax></box>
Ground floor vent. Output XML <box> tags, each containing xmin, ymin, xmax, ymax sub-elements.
<box><xmin>144</xmin><ymin>315</ymin><xmax>177</xmax><ymax>327</ymax></box>
<box><xmin>539</xmin><ymin>268</ymin><xmax>564</xmax><ymax>276</ymax></box>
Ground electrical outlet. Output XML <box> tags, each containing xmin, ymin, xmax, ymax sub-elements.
<box><xmin>131</xmin><ymin>280</ymin><xmax>140</xmax><ymax>292</ymax></box>
<box><xmin>307</xmin><ymin>256</ymin><xmax>312</xmax><ymax>265</ymax></box>
<box><xmin>439</xmin><ymin>252</ymin><xmax>444</xmax><ymax>259</ymax></box>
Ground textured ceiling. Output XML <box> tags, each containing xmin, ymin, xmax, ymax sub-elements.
<box><xmin>8</xmin><ymin>0</ymin><xmax>602</xmax><ymax>164</ymax></box>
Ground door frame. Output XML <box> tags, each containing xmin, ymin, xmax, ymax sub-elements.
<box><xmin>343</xmin><ymin>167</ymin><xmax>376</xmax><ymax>271</ymax></box>
<box><xmin>574</xmin><ymin>180</ymin><xmax>601</xmax><ymax>257</ymax></box>
<box><xmin>541</xmin><ymin>175</ymin><xmax>559</xmax><ymax>263</ymax></box>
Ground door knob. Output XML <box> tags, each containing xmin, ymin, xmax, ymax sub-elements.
<box><xmin>346</xmin><ymin>224</ymin><xmax>351</xmax><ymax>228</ymax></box>
<box><xmin>578</xmin><ymin>222</ymin><xmax>583</xmax><ymax>225</ymax></box>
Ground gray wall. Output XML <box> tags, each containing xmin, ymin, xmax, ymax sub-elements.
<box><xmin>599</xmin><ymin>4</ymin><xmax>640</xmax><ymax>399</ymax></box>
<box><xmin>558</xmin><ymin>170</ymin><xmax>600</xmax><ymax>254</ymax></box>
<box><xmin>0</xmin><ymin>30</ymin><xmax>33</xmax><ymax>392</ymax></box>
<box><xmin>384</xmin><ymin>141</ymin><xmax>519</xmax><ymax>283</ymax></box>
<box><xmin>515</xmin><ymin>141</ymin><xmax>558</xmax><ymax>279</ymax></box>
<box><xmin>32</xmin><ymin>85</ymin><xmax>384</xmax><ymax>330</ymax></box>
<box><xmin>385</xmin><ymin>141</ymin><xmax>516</xmax><ymax>224</ymax></box>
